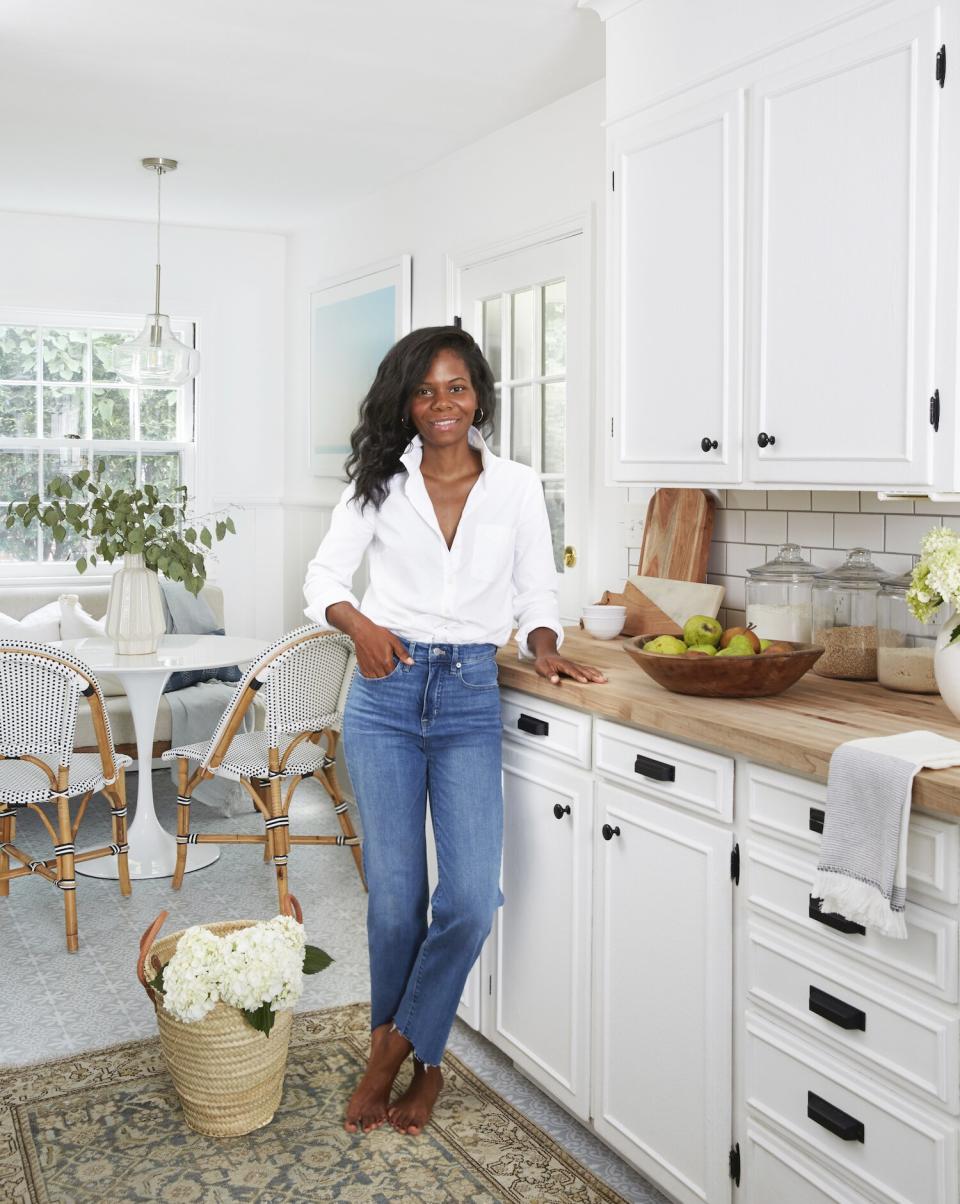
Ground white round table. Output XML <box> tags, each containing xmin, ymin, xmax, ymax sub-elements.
<box><xmin>57</xmin><ymin>634</ymin><xmax>265</xmax><ymax>881</ymax></box>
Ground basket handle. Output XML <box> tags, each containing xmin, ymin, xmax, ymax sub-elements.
<box><xmin>137</xmin><ymin>910</ymin><xmax>169</xmax><ymax>997</ymax></box>
<box><xmin>282</xmin><ymin>893</ymin><xmax>303</xmax><ymax>923</ymax></box>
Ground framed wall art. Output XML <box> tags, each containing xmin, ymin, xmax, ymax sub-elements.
<box><xmin>308</xmin><ymin>254</ymin><xmax>412</xmax><ymax>477</ymax></box>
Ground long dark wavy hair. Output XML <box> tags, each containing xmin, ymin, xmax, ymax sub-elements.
<box><xmin>344</xmin><ymin>325</ymin><xmax>497</xmax><ymax>511</ymax></box>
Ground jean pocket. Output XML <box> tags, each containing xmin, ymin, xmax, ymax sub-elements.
<box><xmin>457</xmin><ymin>658</ymin><xmax>500</xmax><ymax>690</ymax></box>
<box><xmin>355</xmin><ymin>659</ymin><xmax>403</xmax><ymax>683</ymax></box>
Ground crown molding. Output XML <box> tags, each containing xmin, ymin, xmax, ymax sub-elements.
<box><xmin>576</xmin><ymin>0</ymin><xmax>643</xmax><ymax>21</ymax></box>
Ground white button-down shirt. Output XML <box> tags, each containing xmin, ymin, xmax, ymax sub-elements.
<box><xmin>303</xmin><ymin>429</ymin><xmax>564</xmax><ymax>657</ymax></box>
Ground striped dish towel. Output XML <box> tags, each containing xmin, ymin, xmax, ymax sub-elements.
<box><xmin>812</xmin><ymin>731</ymin><xmax>960</xmax><ymax>940</ymax></box>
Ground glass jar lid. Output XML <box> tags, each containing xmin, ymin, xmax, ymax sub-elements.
<box><xmin>879</xmin><ymin>570</ymin><xmax>914</xmax><ymax>596</ymax></box>
<box><xmin>747</xmin><ymin>542</ymin><xmax>822</xmax><ymax>581</ymax></box>
<box><xmin>813</xmin><ymin>547</ymin><xmax>887</xmax><ymax>588</ymax></box>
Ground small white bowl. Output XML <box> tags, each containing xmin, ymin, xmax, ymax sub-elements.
<box><xmin>582</xmin><ymin>604</ymin><xmax>627</xmax><ymax>618</ymax></box>
<box><xmin>582</xmin><ymin>609</ymin><xmax>627</xmax><ymax>639</ymax></box>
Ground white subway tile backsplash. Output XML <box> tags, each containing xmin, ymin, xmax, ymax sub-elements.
<box><xmin>812</xmin><ymin>490</ymin><xmax>859</xmax><ymax>512</ymax></box>
<box><xmin>809</xmin><ymin>547</ymin><xmax>846</xmax><ymax>572</ymax></box>
<box><xmin>767</xmin><ymin>490</ymin><xmax>812</xmax><ymax>511</ymax></box>
<box><xmin>860</xmin><ymin>493</ymin><xmax>914</xmax><ymax>514</ymax></box>
<box><xmin>885</xmin><ymin>514</ymin><xmax>941</xmax><ymax>554</ymax></box>
<box><xmin>914</xmin><ymin>500</ymin><xmax>960</xmax><ymax>517</ymax></box>
<box><xmin>788</xmin><ymin>511</ymin><xmax>834</xmax><ymax>547</ymax></box>
<box><xmin>725</xmin><ymin>543</ymin><xmax>765</xmax><ymax>578</ymax></box>
<box><xmin>726</xmin><ymin>489</ymin><xmax>766</xmax><ymax>510</ymax></box>
<box><xmin>871</xmin><ymin>552</ymin><xmax>914</xmax><ymax>576</ymax></box>
<box><xmin>707</xmin><ymin>541</ymin><xmax>726</xmax><ymax>574</ymax></box>
<box><xmin>833</xmin><ymin>513</ymin><xmax>884</xmax><ymax>552</ymax></box>
<box><xmin>713</xmin><ymin>509</ymin><xmax>745</xmax><ymax>542</ymax></box>
<box><xmin>745</xmin><ymin>510</ymin><xmax>788</xmax><ymax>546</ymax></box>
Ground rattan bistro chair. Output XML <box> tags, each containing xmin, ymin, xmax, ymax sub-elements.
<box><xmin>0</xmin><ymin>641</ymin><xmax>132</xmax><ymax>953</ymax></box>
<box><xmin>163</xmin><ymin>626</ymin><xmax>365</xmax><ymax>908</ymax></box>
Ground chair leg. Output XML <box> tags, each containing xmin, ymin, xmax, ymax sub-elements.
<box><xmin>267</xmin><ymin>765</ymin><xmax>290</xmax><ymax>912</ymax></box>
<box><xmin>318</xmin><ymin>752</ymin><xmax>366</xmax><ymax>892</ymax></box>
<box><xmin>108</xmin><ymin>766</ymin><xmax>132</xmax><ymax>898</ymax></box>
<box><xmin>172</xmin><ymin>758</ymin><xmax>193</xmax><ymax>891</ymax></box>
<box><xmin>54</xmin><ymin>791</ymin><xmax>79</xmax><ymax>953</ymax></box>
<box><xmin>0</xmin><ymin>808</ymin><xmax>12</xmax><ymax>897</ymax></box>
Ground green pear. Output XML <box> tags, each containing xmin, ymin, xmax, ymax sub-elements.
<box><xmin>759</xmin><ymin>638</ymin><xmax>772</xmax><ymax>651</ymax></box>
<box><xmin>683</xmin><ymin>615</ymin><xmax>723</xmax><ymax>647</ymax></box>
<box><xmin>689</xmin><ymin>643</ymin><xmax>718</xmax><ymax>656</ymax></box>
<box><xmin>724</xmin><ymin>634</ymin><xmax>756</xmax><ymax>656</ymax></box>
<box><xmin>642</xmin><ymin>636</ymin><xmax>688</xmax><ymax>655</ymax></box>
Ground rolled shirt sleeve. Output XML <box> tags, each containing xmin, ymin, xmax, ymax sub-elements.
<box><xmin>512</xmin><ymin>472</ymin><xmax>564</xmax><ymax>659</ymax></box>
<box><xmin>303</xmin><ymin>483</ymin><xmax>375</xmax><ymax>627</ymax></box>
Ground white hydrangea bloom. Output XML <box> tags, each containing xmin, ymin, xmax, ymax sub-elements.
<box><xmin>218</xmin><ymin>922</ymin><xmax>305</xmax><ymax>1014</ymax></box>
<box><xmin>908</xmin><ymin>527</ymin><xmax>960</xmax><ymax>623</ymax></box>
<box><xmin>161</xmin><ymin>925</ymin><xmax>224</xmax><ymax>1024</ymax></box>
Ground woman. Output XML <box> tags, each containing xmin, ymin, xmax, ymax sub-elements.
<box><xmin>303</xmin><ymin>325</ymin><xmax>605</xmax><ymax>1136</ymax></box>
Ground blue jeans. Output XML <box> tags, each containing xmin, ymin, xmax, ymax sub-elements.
<box><xmin>342</xmin><ymin>640</ymin><xmax>504</xmax><ymax>1067</ymax></box>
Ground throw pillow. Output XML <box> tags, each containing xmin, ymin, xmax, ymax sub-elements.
<box><xmin>159</xmin><ymin>580</ymin><xmax>243</xmax><ymax>693</ymax></box>
<box><xmin>0</xmin><ymin>601</ymin><xmax>61</xmax><ymax>643</ymax></box>
<box><xmin>58</xmin><ymin>595</ymin><xmax>125</xmax><ymax>697</ymax></box>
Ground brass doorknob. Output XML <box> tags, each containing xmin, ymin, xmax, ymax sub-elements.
<box><xmin>563</xmin><ymin>545</ymin><xmax>577</xmax><ymax>568</ymax></box>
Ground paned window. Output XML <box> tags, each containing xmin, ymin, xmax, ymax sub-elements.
<box><xmin>0</xmin><ymin>312</ymin><xmax>196</xmax><ymax>567</ymax></box>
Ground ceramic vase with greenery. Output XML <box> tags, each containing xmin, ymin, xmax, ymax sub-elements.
<box><xmin>5</xmin><ymin>459</ymin><xmax>236</xmax><ymax>654</ymax></box>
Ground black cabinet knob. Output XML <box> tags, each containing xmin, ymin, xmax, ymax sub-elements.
<box><xmin>601</xmin><ymin>823</ymin><xmax>621</xmax><ymax>841</ymax></box>
<box><xmin>757</xmin><ymin>431</ymin><xmax>776</xmax><ymax>448</ymax></box>
<box><xmin>553</xmin><ymin>803</ymin><xmax>571</xmax><ymax>820</ymax></box>
<box><xmin>700</xmin><ymin>437</ymin><xmax>719</xmax><ymax>452</ymax></box>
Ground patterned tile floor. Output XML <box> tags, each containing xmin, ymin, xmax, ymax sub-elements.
<box><xmin>0</xmin><ymin>769</ymin><xmax>668</xmax><ymax>1204</ymax></box>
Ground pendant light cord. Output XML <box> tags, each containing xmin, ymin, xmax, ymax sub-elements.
<box><xmin>152</xmin><ymin>166</ymin><xmax>162</xmax><ymax>329</ymax></box>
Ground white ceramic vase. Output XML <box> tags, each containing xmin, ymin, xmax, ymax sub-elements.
<box><xmin>934</xmin><ymin>610</ymin><xmax>960</xmax><ymax>721</ymax></box>
<box><xmin>105</xmin><ymin>552</ymin><xmax>166</xmax><ymax>654</ymax></box>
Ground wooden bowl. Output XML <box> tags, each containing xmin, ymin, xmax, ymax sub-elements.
<box><xmin>624</xmin><ymin>636</ymin><xmax>824</xmax><ymax>698</ymax></box>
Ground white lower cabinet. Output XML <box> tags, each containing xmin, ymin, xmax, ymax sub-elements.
<box><xmin>593</xmin><ymin>778</ymin><xmax>735</xmax><ymax>1204</ymax></box>
<box><xmin>481</xmin><ymin>741</ymin><xmax>594</xmax><ymax>1120</ymax></box>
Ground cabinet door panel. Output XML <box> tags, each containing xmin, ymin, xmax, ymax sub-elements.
<box><xmin>593</xmin><ymin>781</ymin><xmax>733</xmax><ymax>1204</ymax></box>
<box><xmin>608</xmin><ymin>91</ymin><xmax>743</xmax><ymax>484</ymax></box>
<box><xmin>747</xmin><ymin>11</ymin><xmax>939</xmax><ymax>485</ymax></box>
<box><xmin>486</xmin><ymin>746</ymin><xmax>593</xmax><ymax>1119</ymax></box>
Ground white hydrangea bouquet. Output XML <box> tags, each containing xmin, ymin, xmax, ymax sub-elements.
<box><xmin>908</xmin><ymin>526</ymin><xmax>960</xmax><ymax>637</ymax></box>
<box><xmin>146</xmin><ymin>913</ymin><xmax>332</xmax><ymax>1036</ymax></box>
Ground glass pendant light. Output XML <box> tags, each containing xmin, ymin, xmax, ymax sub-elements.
<box><xmin>113</xmin><ymin>157</ymin><xmax>200</xmax><ymax>387</ymax></box>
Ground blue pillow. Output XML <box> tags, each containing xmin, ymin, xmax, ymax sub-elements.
<box><xmin>164</xmin><ymin>627</ymin><xmax>244</xmax><ymax>693</ymax></box>
<box><xmin>159</xmin><ymin>580</ymin><xmax>244</xmax><ymax>693</ymax></box>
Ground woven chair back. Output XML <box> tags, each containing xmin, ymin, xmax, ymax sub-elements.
<box><xmin>202</xmin><ymin>627</ymin><xmax>354</xmax><ymax>769</ymax></box>
<box><xmin>0</xmin><ymin>642</ymin><xmax>86</xmax><ymax>765</ymax></box>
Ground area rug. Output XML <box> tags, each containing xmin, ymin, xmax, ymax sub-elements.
<box><xmin>1</xmin><ymin>1002</ymin><xmax>628</xmax><ymax>1203</ymax></box>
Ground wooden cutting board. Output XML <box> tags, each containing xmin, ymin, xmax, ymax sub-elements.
<box><xmin>637</xmin><ymin>489</ymin><xmax>716</xmax><ymax>582</ymax></box>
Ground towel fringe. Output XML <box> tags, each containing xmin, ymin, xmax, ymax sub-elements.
<box><xmin>811</xmin><ymin>870</ymin><xmax>908</xmax><ymax>940</ymax></box>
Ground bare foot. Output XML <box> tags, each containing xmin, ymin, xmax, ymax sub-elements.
<box><xmin>344</xmin><ymin>1023</ymin><xmax>412</xmax><ymax>1133</ymax></box>
<box><xmin>388</xmin><ymin>1058</ymin><xmax>444</xmax><ymax>1135</ymax></box>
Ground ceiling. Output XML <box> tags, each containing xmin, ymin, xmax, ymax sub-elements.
<box><xmin>0</xmin><ymin>0</ymin><xmax>603</xmax><ymax>233</ymax></box>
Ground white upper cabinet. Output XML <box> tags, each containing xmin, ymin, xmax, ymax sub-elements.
<box><xmin>746</xmin><ymin>10</ymin><xmax>941</xmax><ymax>487</ymax></box>
<box><xmin>599</xmin><ymin>0</ymin><xmax>949</xmax><ymax>491</ymax></box>
<box><xmin>607</xmin><ymin>91</ymin><xmax>744</xmax><ymax>485</ymax></box>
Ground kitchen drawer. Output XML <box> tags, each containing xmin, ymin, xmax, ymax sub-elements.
<box><xmin>747</xmin><ymin>921</ymin><xmax>959</xmax><ymax>1112</ymax></box>
<box><xmin>746</xmin><ymin>839</ymin><xmax>959</xmax><ymax>1002</ymax></box>
<box><xmin>500</xmin><ymin>689</ymin><xmax>592</xmax><ymax>768</ymax></box>
<box><xmin>746</xmin><ymin>1120</ymin><xmax>875</xmax><ymax>1204</ymax></box>
<box><xmin>746</xmin><ymin>763</ymin><xmax>960</xmax><ymax>906</ymax></box>
<box><xmin>746</xmin><ymin>1012</ymin><xmax>958</xmax><ymax>1204</ymax></box>
<box><xmin>595</xmin><ymin>717</ymin><xmax>733</xmax><ymax>820</ymax></box>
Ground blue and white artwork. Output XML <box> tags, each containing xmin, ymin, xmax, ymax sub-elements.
<box><xmin>309</xmin><ymin>256</ymin><xmax>411</xmax><ymax>476</ymax></box>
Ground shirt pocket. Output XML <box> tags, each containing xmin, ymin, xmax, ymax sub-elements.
<box><xmin>470</xmin><ymin>523</ymin><xmax>516</xmax><ymax>583</ymax></box>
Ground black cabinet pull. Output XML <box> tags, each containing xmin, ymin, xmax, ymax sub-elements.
<box><xmin>634</xmin><ymin>754</ymin><xmax>676</xmax><ymax>783</ymax></box>
<box><xmin>757</xmin><ymin>431</ymin><xmax>777</xmax><ymax>448</ymax></box>
<box><xmin>700</xmin><ymin>437</ymin><xmax>718</xmax><ymax>452</ymax></box>
<box><xmin>518</xmin><ymin>713</ymin><xmax>549</xmax><ymax>737</ymax></box>
<box><xmin>809</xmin><ymin>896</ymin><xmax>865</xmax><ymax>936</ymax></box>
<box><xmin>809</xmin><ymin>986</ymin><xmax>866</xmax><ymax>1031</ymax></box>
<box><xmin>809</xmin><ymin>808</ymin><xmax>825</xmax><ymax>834</ymax></box>
<box><xmin>602</xmin><ymin>824</ymin><xmax>621</xmax><ymax>841</ymax></box>
<box><xmin>553</xmin><ymin>803</ymin><xmax>571</xmax><ymax>820</ymax></box>
<box><xmin>807</xmin><ymin>1092</ymin><xmax>864</xmax><ymax>1143</ymax></box>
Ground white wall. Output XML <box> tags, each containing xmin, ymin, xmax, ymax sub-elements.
<box><xmin>282</xmin><ymin>80</ymin><xmax>643</xmax><ymax>631</ymax></box>
<box><xmin>0</xmin><ymin>210</ymin><xmax>286</xmax><ymax>639</ymax></box>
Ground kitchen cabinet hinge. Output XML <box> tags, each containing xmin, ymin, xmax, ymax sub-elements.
<box><xmin>729</xmin><ymin>1143</ymin><xmax>741</xmax><ymax>1185</ymax></box>
<box><xmin>488</xmin><ymin>974</ymin><xmax>492</xmax><ymax>996</ymax></box>
<box><xmin>931</xmin><ymin>388</ymin><xmax>941</xmax><ymax>432</ymax></box>
<box><xmin>730</xmin><ymin>843</ymin><xmax>740</xmax><ymax>885</ymax></box>
<box><xmin>937</xmin><ymin>44</ymin><xmax>947</xmax><ymax>87</ymax></box>
<box><xmin>611</xmin><ymin>170</ymin><xmax>616</xmax><ymax>191</ymax></box>
<box><xmin>610</xmin><ymin>417</ymin><xmax>614</xmax><ymax>437</ymax></box>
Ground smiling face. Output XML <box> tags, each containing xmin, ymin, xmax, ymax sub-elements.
<box><xmin>407</xmin><ymin>348</ymin><xmax>478</xmax><ymax>449</ymax></box>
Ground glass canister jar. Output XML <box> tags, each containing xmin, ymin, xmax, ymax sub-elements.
<box><xmin>811</xmin><ymin>548</ymin><xmax>887</xmax><ymax>680</ymax></box>
<box><xmin>745</xmin><ymin>543</ymin><xmax>821</xmax><ymax>643</ymax></box>
<box><xmin>877</xmin><ymin>572</ymin><xmax>941</xmax><ymax>693</ymax></box>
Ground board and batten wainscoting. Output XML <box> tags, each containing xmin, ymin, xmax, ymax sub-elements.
<box><xmin>625</xmin><ymin>490</ymin><xmax>960</xmax><ymax>633</ymax></box>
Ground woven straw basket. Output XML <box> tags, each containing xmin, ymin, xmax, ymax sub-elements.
<box><xmin>137</xmin><ymin>902</ymin><xmax>300</xmax><ymax>1138</ymax></box>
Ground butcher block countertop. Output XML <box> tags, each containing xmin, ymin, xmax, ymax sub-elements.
<box><xmin>496</xmin><ymin>628</ymin><xmax>960</xmax><ymax>820</ymax></box>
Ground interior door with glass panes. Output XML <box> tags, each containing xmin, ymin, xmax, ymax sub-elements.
<box><xmin>455</xmin><ymin>234</ymin><xmax>588</xmax><ymax>620</ymax></box>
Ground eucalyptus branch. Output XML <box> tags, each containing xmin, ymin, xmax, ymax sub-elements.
<box><xmin>4</xmin><ymin>460</ymin><xmax>237</xmax><ymax>596</ymax></box>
